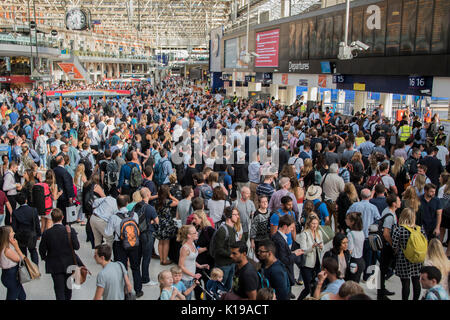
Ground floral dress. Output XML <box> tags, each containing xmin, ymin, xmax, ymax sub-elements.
<box><xmin>154</xmin><ymin>199</ymin><xmax>178</xmax><ymax>240</ymax></box>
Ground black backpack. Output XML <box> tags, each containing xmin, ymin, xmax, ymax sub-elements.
<box><xmin>82</xmin><ymin>183</ymin><xmax>96</xmax><ymax>216</ymax></box>
<box><xmin>79</xmin><ymin>153</ymin><xmax>93</xmax><ymax>179</ymax></box>
<box><xmin>368</xmin><ymin>213</ymin><xmax>394</xmax><ymax>251</ymax></box>
<box><xmin>414</xmin><ymin>128</ymin><xmax>422</xmax><ymax>140</ymax></box>
<box><xmin>133</xmin><ymin>202</ymin><xmax>149</xmax><ymax>234</ymax></box>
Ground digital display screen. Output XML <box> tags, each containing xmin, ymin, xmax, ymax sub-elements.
<box><xmin>255</xmin><ymin>29</ymin><xmax>280</xmax><ymax>67</ymax></box>
<box><xmin>320</xmin><ymin>61</ymin><xmax>331</xmax><ymax>73</ymax></box>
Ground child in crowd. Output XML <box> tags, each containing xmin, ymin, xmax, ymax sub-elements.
<box><xmin>206</xmin><ymin>268</ymin><xmax>227</xmax><ymax>300</ymax></box>
<box><xmin>170</xmin><ymin>266</ymin><xmax>197</xmax><ymax>298</ymax></box>
<box><xmin>158</xmin><ymin>270</ymin><xmax>185</xmax><ymax>300</ymax></box>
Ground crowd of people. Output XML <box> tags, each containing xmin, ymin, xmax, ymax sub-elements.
<box><xmin>0</xmin><ymin>77</ymin><xmax>449</xmax><ymax>301</ymax></box>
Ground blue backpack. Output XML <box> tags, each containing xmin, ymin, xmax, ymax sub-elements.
<box><xmin>154</xmin><ymin>159</ymin><xmax>169</xmax><ymax>186</ymax></box>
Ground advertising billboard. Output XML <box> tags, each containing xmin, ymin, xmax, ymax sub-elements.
<box><xmin>210</xmin><ymin>26</ymin><xmax>223</xmax><ymax>72</ymax></box>
<box><xmin>254</xmin><ymin>29</ymin><xmax>280</xmax><ymax>67</ymax></box>
<box><xmin>224</xmin><ymin>35</ymin><xmax>248</xmax><ymax>69</ymax></box>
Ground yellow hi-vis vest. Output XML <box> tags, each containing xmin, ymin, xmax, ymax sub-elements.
<box><xmin>399</xmin><ymin>125</ymin><xmax>412</xmax><ymax>141</ymax></box>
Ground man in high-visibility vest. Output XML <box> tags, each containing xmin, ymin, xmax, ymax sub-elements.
<box><xmin>398</xmin><ymin>120</ymin><xmax>412</xmax><ymax>142</ymax></box>
<box><xmin>424</xmin><ymin>107</ymin><xmax>432</xmax><ymax>123</ymax></box>
<box><xmin>324</xmin><ymin>107</ymin><xmax>332</xmax><ymax>125</ymax></box>
<box><xmin>232</xmin><ymin>92</ymin><xmax>238</xmax><ymax>104</ymax></box>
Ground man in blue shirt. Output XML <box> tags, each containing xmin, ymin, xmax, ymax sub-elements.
<box><xmin>305</xmin><ymin>185</ymin><xmax>330</xmax><ymax>225</ymax></box>
<box><xmin>420</xmin><ymin>266</ymin><xmax>449</xmax><ymax>300</ymax></box>
<box><xmin>118</xmin><ymin>151</ymin><xmax>142</xmax><ymax>197</ymax></box>
<box><xmin>258</xmin><ymin>242</ymin><xmax>291</xmax><ymax>301</ymax></box>
<box><xmin>137</xmin><ymin>188</ymin><xmax>159</xmax><ymax>285</ymax></box>
<box><xmin>347</xmin><ymin>188</ymin><xmax>380</xmax><ymax>281</ymax></box>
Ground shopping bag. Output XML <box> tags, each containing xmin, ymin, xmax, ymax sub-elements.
<box><xmin>24</xmin><ymin>256</ymin><xmax>41</xmax><ymax>280</ymax></box>
<box><xmin>66</xmin><ymin>205</ymin><xmax>79</xmax><ymax>223</ymax></box>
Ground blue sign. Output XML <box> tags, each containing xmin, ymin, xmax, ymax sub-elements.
<box><xmin>321</xmin><ymin>61</ymin><xmax>331</xmax><ymax>74</ymax></box>
<box><xmin>54</xmin><ymin>92</ymin><xmax>62</xmax><ymax>97</ymax></box>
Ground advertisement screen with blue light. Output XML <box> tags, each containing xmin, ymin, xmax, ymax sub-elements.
<box><xmin>320</xmin><ymin>61</ymin><xmax>331</xmax><ymax>74</ymax></box>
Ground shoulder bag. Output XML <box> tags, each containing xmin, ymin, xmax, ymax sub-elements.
<box><xmin>118</xmin><ymin>261</ymin><xmax>136</xmax><ymax>300</ymax></box>
<box><xmin>66</xmin><ymin>225</ymin><xmax>91</xmax><ymax>285</ymax></box>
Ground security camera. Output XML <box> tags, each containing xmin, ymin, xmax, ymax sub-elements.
<box><xmin>350</xmin><ymin>41</ymin><xmax>369</xmax><ymax>51</ymax></box>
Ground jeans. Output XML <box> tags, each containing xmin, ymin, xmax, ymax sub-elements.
<box><xmin>298</xmin><ymin>258</ymin><xmax>321</xmax><ymax>300</ymax></box>
<box><xmin>39</xmin><ymin>154</ymin><xmax>47</xmax><ymax>169</ymax></box>
<box><xmin>51</xmin><ymin>273</ymin><xmax>72</xmax><ymax>300</ymax></box>
<box><xmin>1</xmin><ymin>265</ymin><xmax>26</xmax><ymax>300</ymax></box>
<box><xmin>19</xmin><ymin>246</ymin><xmax>39</xmax><ymax>266</ymax></box>
<box><xmin>0</xmin><ymin>214</ymin><xmax>4</xmax><ymax>226</ymax></box>
<box><xmin>139</xmin><ymin>231</ymin><xmax>155</xmax><ymax>283</ymax></box>
<box><xmin>113</xmin><ymin>241</ymin><xmax>142</xmax><ymax>293</ymax></box>
<box><xmin>218</xmin><ymin>263</ymin><xmax>235</xmax><ymax>292</ymax></box>
<box><xmin>362</xmin><ymin>238</ymin><xmax>377</xmax><ymax>280</ymax></box>
<box><xmin>181</xmin><ymin>279</ymin><xmax>194</xmax><ymax>300</ymax></box>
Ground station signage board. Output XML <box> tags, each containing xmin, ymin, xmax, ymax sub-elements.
<box><xmin>254</xmin><ymin>29</ymin><xmax>280</xmax><ymax>67</ymax></box>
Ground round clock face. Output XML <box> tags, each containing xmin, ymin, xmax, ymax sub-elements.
<box><xmin>66</xmin><ymin>9</ymin><xmax>88</xmax><ymax>30</ymax></box>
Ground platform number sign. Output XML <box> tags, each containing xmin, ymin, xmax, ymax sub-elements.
<box><xmin>332</xmin><ymin>75</ymin><xmax>345</xmax><ymax>84</ymax></box>
<box><xmin>408</xmin><ymin>76</ymin><xmax>425</xmax><ymax>88</ymax></box>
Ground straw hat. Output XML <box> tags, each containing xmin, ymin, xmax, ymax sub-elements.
<box><xmin>305</xmin><ymin>185</ymin><xmax>322</xmax><ymax>201</ymax></box>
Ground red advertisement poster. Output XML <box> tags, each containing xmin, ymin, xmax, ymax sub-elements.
<box><xmin>255</xmin><ymin>29</ymin><xmax>280</xmax><ymax>67</ymax></box>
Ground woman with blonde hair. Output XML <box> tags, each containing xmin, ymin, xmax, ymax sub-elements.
<box><xmin>301</xmin><ymin>158</ymin><xmax>315</xmax><ymax>190</ymax></box>
<box><xmin>402</xmin><ymin>186</ymin><xmax>420</xmax><ymax>214</ymax></box>
<box><xmin>413</xmin><ymin>173</ymin><xmax>426</xmax><ymax>197</ymax></box>
<box><xmin>392</xmin><ymin>208</ymin><xmax>426</xmax><ymax>300</ymax></box>
<box><xmin>298</xmin><ymin>214</ymin><xmax>323</xmax><ymax>300</ymax></box>
<box><xmin>391</xmin><ymin>157</ymin><xmax>409</xmax><ymax>195</ymax></box>
<box><xmin>177</xmin><ymin>224</ymin><xmax>210</xmax><ymax>300</ymax></box>
<box><xmin>424</xmin><ymin>238</ymin><xmax>450</xmax><ymax>294</ymax></box>
<box><xmin>126</xmin><ymin>190</ymin><xmax>143</xmax><ymax>211</ymax></box>
<box><xmin>336</xmin><ymin>183</ymin><xmax>359</xmax><ymax>232</ymax></box>
<box><xmin>74</xmin><ymin>163</ymin><xmax>87</xmax><ymax>225</ymax></box>
<box><xmin>191</xmin><ymin>210</ymin><xmax>216</xmax><ymax>300</ymax></box>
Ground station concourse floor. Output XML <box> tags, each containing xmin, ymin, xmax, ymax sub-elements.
<box><xmin>1</xmin><ymin>223</ymin><xmax>424</xmax><ymax>300</ymax></box>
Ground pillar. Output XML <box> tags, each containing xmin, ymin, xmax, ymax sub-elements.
<box><xmin>354</xmin><ymin>91</ymin><xmax>367</xmax><ymax>114</ymax></box>
<box><xmin>380</xmin><ymin>93</ymin><xmax>393</xmax><ymax>119</ymax></box>
<box><xmin>269</xmin><ymin>84</ymin><xmax>279</xmax><ymax>101</ymax></box>
<box><xmin>308</xmin><ymin>87</ymin><xmax>318</xmax><ymax>102</ymax></box>
<box><xmin>101</xmin><ymin>63</ymin><xmax>105</xmax><ymax>80</ymax></box>
<box><xmin>281</xmin><ymin>0</ymin><xmax>291</xmax><ymax>18</ymax></box>
<box><xmin>286</xmin><ymin>86</ymin><xmax>297</xmax><ymax>106</ymax></box>
<box><xmin>116</xmin><ymin>63</ymin><xmax>120</xmax><ymax>78</ymax></box>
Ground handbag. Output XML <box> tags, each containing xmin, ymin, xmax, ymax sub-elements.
<box><xmin>66</xmin><ymin>205</ymin><xmax>79</xmax><ymax>223</ymax></box>
<box><xmin>18</xmin><ymin>259</ymin><xmax>32</xmax><ymax>284</ymax></box>
<box><xmin>66</xmin><ymin>225</ymin><xmax>90</xmax><ymax>285</ymax></box>
<box><xmin>319</xmin><ymin>224</ymin><xmax>335</xmax><ymax>244</ymax></box>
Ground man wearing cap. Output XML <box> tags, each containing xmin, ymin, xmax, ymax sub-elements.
<box><xmin>305</xmin><ymin>185</ymin><xmax>330</xmax><ymax>226</ymax></box>
<box><xmin>268</xmin><ymin>177</ymin><xmax>299</xmax><ymax>217</ymax></box>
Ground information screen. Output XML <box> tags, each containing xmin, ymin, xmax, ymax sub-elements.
<box><xmin>255</xmin><ymin>29</ymin><xmax>280</xmax><ymax>67</ymax></box>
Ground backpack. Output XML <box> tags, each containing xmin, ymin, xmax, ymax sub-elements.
<box><xmin>116</xmin><ymin>211</ymin><xmax>140</xmax><ymax>250</ymax></box>
<box><xmin>154</xmin><ymin>159</ymin><xmax>169</xmax><ymax>186</ymax></box>
<box><xmin>414</xmin><ymin>128</ymin><xmax>422</xmax><ymax>140</ymax></box>
<box><xmin>82</xmin><ymin>183</ymin><xmax>96</xmax><ymax>216</ymax></box>
<box><xmin>368</xmin><ymin>213</ymin><xmax>394</xmax><ymax>251</ymax></box>
<box><xmin>104</xmin><ymin>159</ymin><xmax>119</xmax><ymax>188</ymax></box>
<box><xmin>79</xmin><ymin>153</ymin><xmax>93</xmax><ymax>179</ymax></box>
<box><xmin>209</xmin><ymin>223</ymin><xmax>229</xmax><ymax>259</ymax></box>
<box><xmin>402</xmin><ymin>225</ymin><xmax>428</xmax><ymax>264</ymax></box>
<box><xmin>198</xmin><ymin>184</ymin><xmax>213</xmax><ymax>209</ymax></box>
<box><xmin>128</xmin><ymin>163</ymin><xmax>143</xmax><ymax>188</ymax></box>
<box><xmin>33</xmin><ymin>126</ymin><xmax>40</xmax><ymax>141</ymax></box>
<box><xmin>31</xmin><ymin>183</ymin><xmax>53</xmax><ymax>216</ymax></box>
<box><xmin>133</xmin><ymin>202</ymin><xmax>149</xmax><ymax>234</ymax></box>
<box><xmin>366</xmin><ymin>174</ymin><xmax>382</xmax><ymax>189</ymax></box>
<box><xmin>37</xmin><ymin>138</ymin><xmax>46</xmax><ymax>155</ymax></box>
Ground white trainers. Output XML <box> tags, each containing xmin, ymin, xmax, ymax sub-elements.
<box><xmin>143</xmin><ymin>280</ymin><xmax>159</xmax><ymax>286</ymax></box>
